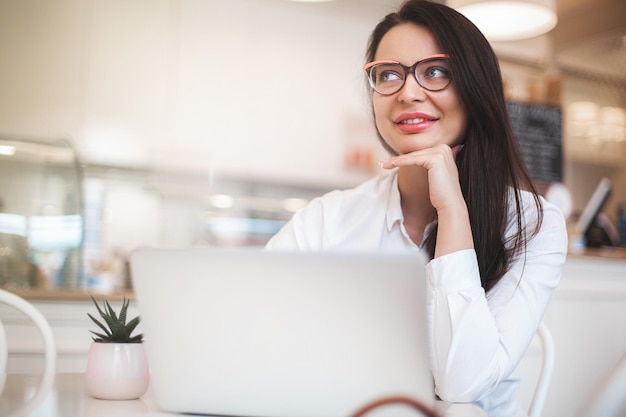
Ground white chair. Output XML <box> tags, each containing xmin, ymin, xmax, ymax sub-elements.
<box><xmin>0</xmin><ymin>288</ymin><xmax>56</xmax><ymax>376</ymax></box>
<box><xmin>0</xmin><ymin>289</ymin><xmax>57</xmax><ymax>417</ymax></box>
<box><xmin>527</xmin><ymin>321</ymin><xmax>555</xmax><ymax>417</ymax></box>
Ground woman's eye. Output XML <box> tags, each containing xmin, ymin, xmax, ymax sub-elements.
<box><xmin>377</xmin><ymin>68</ymin><xmax>403</xmax><ymax>83</ymax></box>
<box><xmin>424</xmin><ymin>66</ymin><xmax>449</xmax><ymax>79</ymax></box>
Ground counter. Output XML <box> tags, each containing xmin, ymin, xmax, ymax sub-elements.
<box><xmin>5</xmin><ymin>288</ymin><xmax>135</xmax><ymax>302</ymax></box>
<box><xmin>1</xmin><ymin>373</ymin><xmax>486</xmax><ymax>417</ymax></box>
<box><xmin>6</xmin><ymin>248</ymin><xmax>626</xmax><ymax>303</ymax></box>
<box><xmin>569</xmin><ymin>246</ymin><xmax>626</xmax><ymax>259</ymax></box>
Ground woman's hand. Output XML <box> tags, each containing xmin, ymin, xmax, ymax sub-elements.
<box><xmin>379</xmin><ymin>144</ymin><xmax>474</xmax><ymax>257</ymax></box>
<box><xmin>379</xmin><ymin>144</ymin><xmax>464</xmax><ymax>212</ymax></box>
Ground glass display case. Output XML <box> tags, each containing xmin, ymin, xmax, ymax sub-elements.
<box><xmin>0</xmin><ymin>136</ymin><xmax>83</xmax><ymax>290</ymax></box>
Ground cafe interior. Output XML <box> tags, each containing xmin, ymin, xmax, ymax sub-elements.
<box><xmin>0</xmin><ymin>0</ymin><xmax>624</xmax><ymax>416</ymax></box>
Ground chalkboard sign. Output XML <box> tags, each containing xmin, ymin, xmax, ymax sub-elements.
<box><xmin>507</xmin><ymin>101</ymin><xmax>562</xmax><ymax>183</ymax></box>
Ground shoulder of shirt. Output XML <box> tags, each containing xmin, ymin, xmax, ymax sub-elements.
<box><xmin>506</xmin><ymin>187</ymin><xmax>566</xmax><ymax>231</ymax></box>
<box><xmin>290</xmin><ymin>171</ymin><xmax>395</xmax><ymax>230</ymax></box>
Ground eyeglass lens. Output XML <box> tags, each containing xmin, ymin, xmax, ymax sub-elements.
<box><xmin>367</xmin><ymin>58</ymin><xmax>451</xmax><ymax>95</ymax></box>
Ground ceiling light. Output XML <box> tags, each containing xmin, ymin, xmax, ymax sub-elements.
<box><xmin>209</xmin><ymin>194</ymin><xmax>235</xmax><ymax>209</ymax></box>
<box><xmin>0</xmin><ymin>145</ymin><xmax>16</xmax><ymax>156</ymax></box>
<box><xmin>450</xmin><ymin>0</ymin><xmax>557</xmax><ymax>41</ymax></box>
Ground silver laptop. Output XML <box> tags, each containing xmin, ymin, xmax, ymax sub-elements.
<box><xmin>130</xmin><ymin>248</ymin><xmax>433</xmax><ymax>417</ymax></box>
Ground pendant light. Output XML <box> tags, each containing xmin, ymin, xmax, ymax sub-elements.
<box><xmin>449</xmin><ymin>0</ymin><xmax>558</xmax><ymax>41</ymax></box>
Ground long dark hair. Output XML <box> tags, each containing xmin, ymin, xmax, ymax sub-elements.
<box><xmin>366</xmin><ymin>0</ymin><xmax>543</xmax><ymax>292</ymax></box>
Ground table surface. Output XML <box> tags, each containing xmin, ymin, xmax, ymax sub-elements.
<box><xmin>0</xmin><ymin>373</ymin><xmax>486</xmax><ymax>417</ymax></box>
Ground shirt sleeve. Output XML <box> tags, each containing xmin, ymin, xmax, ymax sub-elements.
<box><xmin>426</xmin><ymin>202</ymin><xmax>568</xmax><ymax>402</ymax></box>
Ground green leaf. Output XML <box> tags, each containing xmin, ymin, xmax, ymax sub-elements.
<box><xmin>119</xmin><ymin>298</ymin><xmax>129</xmax><ymax>325</ymax></box>
<box><xmin>105</xmin><ymin>300</ymin><xmax>118</xmax><ymax>323</ymax></box>
<box><xmin>88</xmin><ymin>295</ymin><xmax>143</xmax><ymax>343</ymax></box>
<box><xmin>87</xmin><ymin>313</ymin><xmax>112</xmax><ymax>338</ymax></box>
<box><xmin>126</xmin><ymin>316</ymin><xmax>140</xmax><ymax>335</ymax></box>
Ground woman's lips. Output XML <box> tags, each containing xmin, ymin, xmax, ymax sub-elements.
<box><xmin>395</xmin><ymin>112</ymin><xmax>437</xmax><ymax>133</ymax></box>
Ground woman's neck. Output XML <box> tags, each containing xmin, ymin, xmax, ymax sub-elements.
<box><xmin>397</xmin><ymin>166</ymin><xmax>436</xmax><ymax>245</ymax></box>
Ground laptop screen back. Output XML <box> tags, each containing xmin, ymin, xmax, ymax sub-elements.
<box><xmin>130</xmin><ymin>248</ymin><xmax>433</xmax><ymax>417</ymax></box>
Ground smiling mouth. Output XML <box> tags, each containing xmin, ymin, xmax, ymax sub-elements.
<box><xmin>398</xmin><ymin>117</ymin><xmax>434</xmax><ymax>125</ymax></box>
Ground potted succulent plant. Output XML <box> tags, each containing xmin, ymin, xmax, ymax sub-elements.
<box><xmin>85</xmin><ymin>296</ymin><xmax>149</xmax><ymax>400</ymax></box>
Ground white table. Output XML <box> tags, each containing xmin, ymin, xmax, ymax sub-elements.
<box><xmin>0</xmin><ymin>373</ymin><xmax>486</xmax><ymax>417</ymax></box>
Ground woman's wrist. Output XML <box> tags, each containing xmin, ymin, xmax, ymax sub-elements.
<box><xmin>434</xmin><ymin>205</ymin><xmax>474</xmax><ymax>258</ymax></box>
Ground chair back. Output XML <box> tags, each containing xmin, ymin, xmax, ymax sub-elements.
<box><xmin>528</xmin><ymin>321</ymin><xmax>555</xmax><ymax>417</ymax></box>
<box><xmin>0</xmin><ymin>289</ymin><xmax>56</xmax><ymax>376</ymax></box>
<box><xmin>515</xmin><ymin>321</ymin><xmax>555</xmax><ymax>417</ymax></box>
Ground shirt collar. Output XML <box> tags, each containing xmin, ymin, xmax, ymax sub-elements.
<box><xmin>384</xmin><ymin>170</ymin><xmax>438</xmax><ymax>249</ymax></box>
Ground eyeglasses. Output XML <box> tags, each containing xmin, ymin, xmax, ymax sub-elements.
<box><xmin>364</xmin><ymin>54</ymin><xmax>451</xmax><ymax>96</ymax></box>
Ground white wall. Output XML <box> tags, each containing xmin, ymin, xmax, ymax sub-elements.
<box><xmin>0</xmin><ymin>0</ymin><xmax>401</xmax><ymax>187</ymax></box>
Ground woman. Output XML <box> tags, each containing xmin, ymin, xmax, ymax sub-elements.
<box><xmin>266</xmin><ymin>0</ymin><xmax>567</xmax><ymax>415</ymax></box>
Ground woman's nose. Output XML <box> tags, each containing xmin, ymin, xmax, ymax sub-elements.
<box><xmin>396</xmin><ymin>75</ymin><xmax>428</xmax><ymax>102</ymax></box>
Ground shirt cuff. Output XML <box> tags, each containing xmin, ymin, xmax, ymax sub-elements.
<box><xmin>425</xmin><ymin>249</ymin><xmax>481</xmax><ymax>294</ymax></box>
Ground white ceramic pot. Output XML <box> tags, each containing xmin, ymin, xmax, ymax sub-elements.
<box><xmin>86</xmin><ymin>342</ymin><xmax>149</xmax><ymax>400</ymax></box>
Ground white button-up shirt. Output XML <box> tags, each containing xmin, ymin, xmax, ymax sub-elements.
<box><xmin>266</xmin><ymin>169</ymin><xmax>568</xmax><ymax>417</ymax></box>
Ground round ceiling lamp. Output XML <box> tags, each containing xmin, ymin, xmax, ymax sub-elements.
<box><xmin>449</xmin><ymin>0</ymin><xmax>558</xmax><ymax>41</ymax></box>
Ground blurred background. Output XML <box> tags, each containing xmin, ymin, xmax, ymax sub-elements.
<box><xmin>0</xmin><ymin>2</ymin><xmax>624</xmax><ymax>416</ymax></box>
<box><xmin>0</xmin><ymin>0</ymin><xmax>624</xmax><ymax>292</ymax></box>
